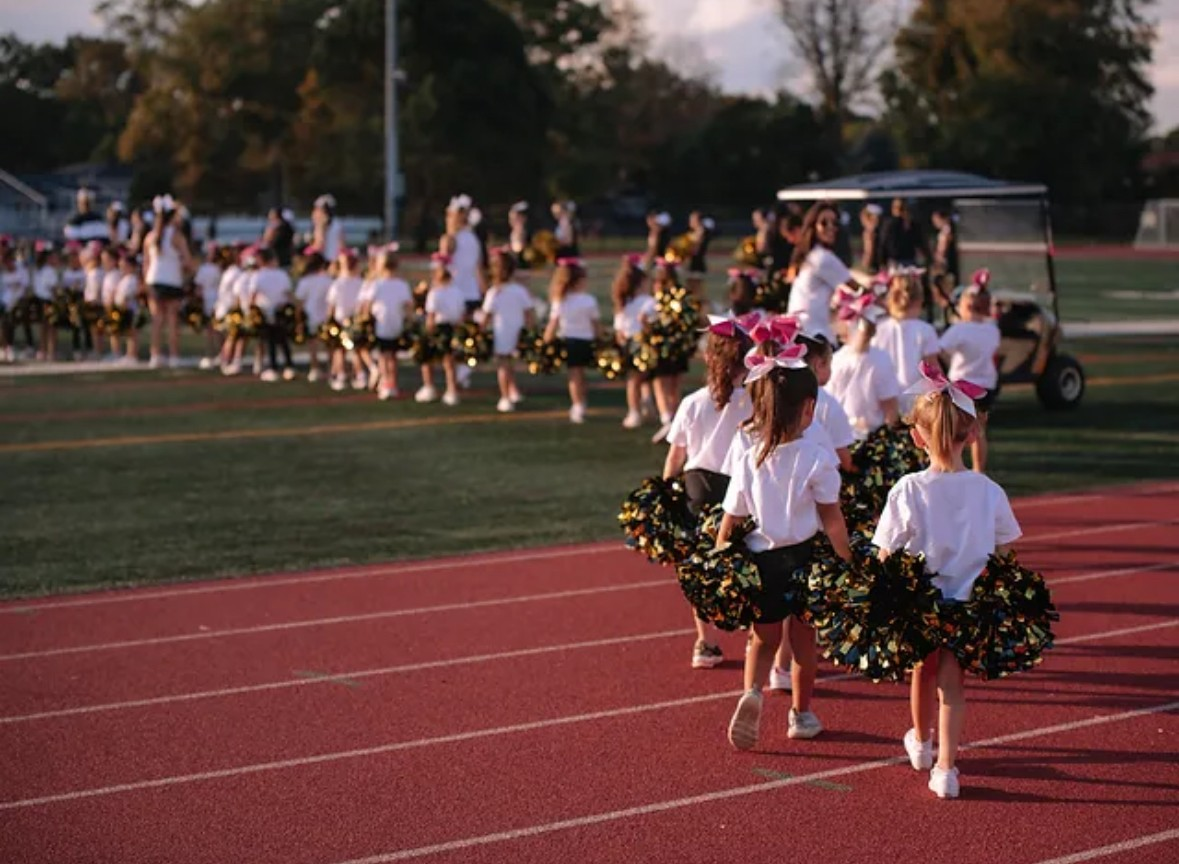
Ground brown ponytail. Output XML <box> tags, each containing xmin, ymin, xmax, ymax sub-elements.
<box><xmin>550</xmin><ymin>261</ymin><xmax>586</xmax><ymax>302</ymax></box>
<box><xmin>611</xmin><ymin>258</ymin><xmax>644</xmax><ymax>314</ymax></box>
<box><xmin>705</xmin><ymin>332</ymin><xmax>747</xmax><ymax>410</ymax></box>
<box><xmin>745</xmin><ymin>358</ymin><xmax>818</xmax><ymax>467</ymax></box>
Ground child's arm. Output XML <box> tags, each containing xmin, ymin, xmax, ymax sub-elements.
<box><xmin>663</xmin><ymin>444</ymin><xmax>687</xmax><ymax>479</ymax></box>
<box><xmin>818</xmin><ymin>502</ymin><xmax>852</xmax><ymax>561</ymax></box>
<box><xmin>836</xmin><ymin>446</ymin><xmax>854</xmax><ymax>473</ymax></box>
<box><xmin>715</xmin><ymin>513</ymin><xmax>738</xmax><ymax>549</ymax></box>
<box><xmin>881</xmin><ymin>397</ymin><xmax>900</xmax><ymax>426</ymax></box>
<box><xmin>543</xmin><ymin>304</ymin><xmax>559</xmax><ymax>342</ymax></box>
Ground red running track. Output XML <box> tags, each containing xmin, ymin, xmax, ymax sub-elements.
<box><xmin>1</xmin><ymin>483</ymin><xmax>1177</xmax><ymax>864</ymax></box>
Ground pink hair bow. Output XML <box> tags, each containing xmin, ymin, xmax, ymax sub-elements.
<box><xmin>744</xmin><ymin>342</ymin><xmax>808</xmax><ymax>383</ymax></box>
<box><xmin>837</xmin><ymin>289</ymin><xmax>884</xmax><ymax>325</ymax></box>
<box><xmin>624</xmin><ymin>253</ymin><xmax>645</xmax><ymax>268</ymax></box>
<box><xmin>703</xmin><ymin>311</ymin><xmax>763</xmax><ymax>338</ymax></box>
<box><xmin>907</xmin><ymin>360</ymin><xmax>987</xmax><ymax>417</ymax></box>
<box><xmin>748</xmin><ymin>313</ymin><xmax>800</xmax><ymax>347</ymax></box>
<box><xmin>726</xmin><ymin>267</ymin><xmax>759</xmax><ymax>280</ymax></box>
<box><xmin>301</xmin><ymin>244</ymin><xmax>319</xmax><ymax>257</ymax></box>
<box><xmin>431</xmin><ymin>252</ymin><xmax>452</xmax><ymax>266</ymax></box>
<box><xmin>971</xmin><ymin>268</ymin><xmax>991</xmax><ymax>291</ymax></box>
<box><xmin>556</xmin><ymin>256</ymin><xmax>585</xmax><ymax>268</ymax></box>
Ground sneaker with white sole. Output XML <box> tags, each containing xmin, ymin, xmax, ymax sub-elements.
<box><xmin>167</xmin><ymin>355</ymin><xmax>181</xmax><ymax>369</ymax></box>
<box><xmin>307</xmin><ymin>369</ymin><xmax>321</xmax><ymax>383</ymax></box>
<box><xmin>148</xmin><ymin>355</ymin><xmax>162</xmax><ymax>370</ymax></box>
<box><xmin>442</xmin><ymin>389</ymin><xmax>460</xmax><ymax>407</ymax></box>
<box><xmin>650</xmin><ymin>421</ymin><xmax>672</xmax><ymax>444</ymax></box>
<box><xmin>904</xmin><ymin>729</ymin><xmax>934</xmax><ymax>770</ymax></box>
<box><xmin>414</xmin><ymin>385</ymin><xmax>438</xmax><ymax>403</ymax></box>
<box><xmin>728</xmin><ymin>689</ymin><xmax>763</xmax><ymax>751</ymax></box>
<box><xmin>260</xmin><ymin>369</ymin><xmax>279</xmax><ymax>382</ymax></box>
<box><xmin>496</xmin><ymin>397</ymin><xmax>514</xmax><ymax>413</ymax></box>
<box><xmin>222</xmin><ymin>362</ymin><xmax>241</xmax><ymax>377</ymax></box>
<box><xmin>929</xmin><ymin>766</ymin><xmax>960</xmax><ymax>799</ymax></box>
<box><xmin>509</xmin><ymin>390</ymin><xmax>523</xmax><ymax>405</ymax></box>
<box><xmin>378</xmin><ymin>387</ymin><xmax>396</xmax><ymax>401</ymax></box>
<box><xmin>768</xmin><ymin>666</ymin><xmax>792</xmax><ymax>692</ymax></box>
<box><xmin>198</xmin><ymin>356</ymin><xmax>215</xmax><ymax>370</ymax></box>
<box><xmin>282</xmin><ymin>368</ymin><xmax>297</xmax><ymax>381</ymax></box>
<box><xmin>691</xmin><ymin>641</ymin><xmax>724</xmax><ymax>669</ymax></box>
<box><xmin>622</xmin><ymin>411</ymin><xmax>642</xmax><ymax>429</ymax></box>
<box><xmin>352</xmin><ymin>374</ymin><xmax>367</xmax><ymax>391</ymax></box>
<box><xmin>330</xmin><ymin>377</ymin><xmax>347</xmax><ymax>392</ymax></box>
<box><xmin>787</xmin><ymin>708</ymin><xmax>823</xmax><ymax>739</ymax></box>
<box><xmin>570</xmin><ymin>403</ymin><xmax>586</xmax><ymax>424</ymax></box>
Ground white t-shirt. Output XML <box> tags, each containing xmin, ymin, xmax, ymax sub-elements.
<box><xmin>873</xmin><ymin>469</ymin><xmax>1022</xmax><ymax>601</ymax></box>
<box><xmin>327</xmin><ymin>275</ymin><xmax>364</xmax><ymax>323</ymax></box>
<box><xmin>194</xmin><ymin>263</ymin><xmax>222</xmax><ymax>315</ymax></box>
<box><xmin>814</xmin><ymin>388</ymin><xmax>855</xmax><ymax>451</ymax></box>
<box><xmin>482</xmin><ymin>282</ymin><xmax>533</xmax><ymax>355</ymax></box>
<box><xmin>450</xmin><ymin>229</ymin><xmax>483</xmax><ymax>303</ymax></box>
<box><xmin>62</xmin><ymin>267</ymin><xmax>85</xmax><ymax>292</ymax></box>
<box><xmin>252</xmin><ymin>268</ymin><xmax>292</xmax><ymax>321</ymax></box>
<box><xmin>552</xmin><ymin>292</ymin><xmax>599</xmax><ymax>340</ymax></box>
<box><xmin>1</xmin><ymin>269</ymin><xmax>29</xmax><ymax>308</ymax></box>
<box><xmin>369</xmin><ymin>277</ymin><xmax>414</xmax><ymax>339</ymax></box>
<box><xmin>83</xmin><ymin>267</ymin><xmax>105</xmax><ymax>304</ymax></box>
<box><xmin>873</xmin><ymin>317</ymin><xmax>940</xmax><ymax>390</ymax></box>
<box><xmin>828</xmin><ymin>346</ymin><xmax>901</xmax><ymax>439</ymax></box>
<box><xmin>939</xmin><ymin>320</ymin><xmax>1000</xmax><ymax>390</ymax></box>
<box><xmin>215</xmin><ymin>265</ymin><xmax>241</xmax><ymax>318</ymax></box>
<box><xmin>234</xmin><ymin>269</ymin><xmax>256</xmax><ymax>309</ymax></box>
<box><xmin>425</xmin><ymin>283</ymin><xmax>466</xmax><ymax>325</ymax></box>
<box><xmin>786</xmin><ymin>247</ymin><xmax>850</xmax><ymax>342</ymax></box>
<box><xmin>114</xmin><ymin>273</ymin><xmax>139</xmax><ymax>311</ymax></box>
<box><xmin>322</xmin><ymin>220</ymin><xmax>344</xmax><ymax>262</ymax></box>
<box><xmin>101</xmin><ymin>270</ymin><xmax>121</xmax><ymax>307</ymax></box>
<box><xmin>723</xmin><ymin>436</ymin><xmax>841</xmax><ymax>552</ymax></box>
<box><xmin>295</xmin><ymin>272</ymin><xmax>333</xmax><ymax>328</ymax></box>
<box><xmin>613</xmin><ymin>294</ymin><xmax>656</xmax><ymax>341</ymax></box>
<box><xmin>668</xmin><ymin>386</ymin><xmax>751</xmax><ymax>474</ymax></box>
<box><xmin>33</xmin><ymin>266</ymin><xmax>58</xmax><ymax>301</ymax></box>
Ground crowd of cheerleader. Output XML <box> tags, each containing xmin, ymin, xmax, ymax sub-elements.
<box><xmin>618</xmin><ymin>202</ymin><xmax>1056</xmax><ymax>801</ymax></box>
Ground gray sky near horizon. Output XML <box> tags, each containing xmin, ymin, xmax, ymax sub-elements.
<box><xmin>2</xmin><ymin>0</ymin><xmax>1177</xmax><ymax>131</ymax></box>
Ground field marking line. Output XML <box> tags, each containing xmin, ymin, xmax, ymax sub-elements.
<box><xmin>6</xmin><ymin>483</ymin><xmax>1176</xmax><ymax>616</ymax></box>
<box><xmin>0</xmin><ymin>629</ymin><xmax>695</xmax><ymax>724</ymax></box>
<box><xmin>1019</xmin><ymin>518</ymin><xmax>1179</xmax><ymax>546</ymax></box>
<box><xmin>0</xmin><ymin>621</ymin><xmax>1170</xmax><ymax>812</ymax></box>
<box><xmin>0</xmin><ymin>407</ymin><xmax>605</xmax><ymax>455</ymax></box>
<box><xmin>1051</xmin><ymin>560</ymin><xmax>1179</xmax><ymax>587</ymax></box>
<box><xmin>1030</xmin><ymin>829</ymin><xmax>1179</xmax><ymax>864</ymax></box>
<box><xmin>325</xmin><ymin>698</ymin><xmax>1179</xmax><ymax>864</ymax></box>
<box><xmin>0</xmin><ymin>581</ymin><xmax>673</xmax><ymax>663</ymax></box>
<box><xmin>1051</xmin><ymin>620</ymin><xmax>1179</xmax><ymax>646</ymax></box>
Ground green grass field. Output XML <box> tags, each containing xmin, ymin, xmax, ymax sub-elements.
<box><xmin>1</xmin><ymin>251</ymin><xmax>1176</xmax><ymax>598</ymax></box>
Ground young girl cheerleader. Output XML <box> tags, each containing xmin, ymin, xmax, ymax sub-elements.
<box><xmin>1</xmin><ymin>246</ymin><xmax>32</xmax><ymax>361</ymax></box>
<box><xmin>872</xmin><ymin>269</ymin><xmax>940</xmax><ymax>391</ymax></box>
<box><xmin>82</xmin><ymin>242</ymin><xmax>106</xmax><ymax>360</ymax></box>
<box><xmin>325</xmin><ymin>249</ymin><xmax>365</xmax><ymax>392</ymax></box>
<box><xmin>110</xmin><ymin>250</ymin><xmax>141</xmax><ymax>363</ymax></box>
<box><xmin>32</xmin><ymin>246</ymin><xmax>59</xmax><ymax>361</ymax></box>
<box><xmin>939</xmin><ymin>270</ymin><xmax>1000</xmax><ymax>472</ymax></box>
<box><xmin>611</xmin><ymin>255</ymin><xmax>655</xmax><ymax>429</ymax></box>
<box><xmin>352</xmin><ymin>254</ymin><xmax>380</xmax><ymax>390</ymax></box>
<box><xmin>827</xmin><ymin>289</ymin><xmax>901</xmax><ymax>439</ymax></box>
<box><xmin>873</xmin><ymin>362</ymin><xmax>1021</xmax><ymax>798</ymax></box>
<box><xmin>62</xmin><ymin>247</ymin><xmax>88</xmax><ymax>361</ymax></box>
<box><xmin>214</xmin><ymin>247</ymin><xmax>244</xmax><ymax>373</ymax></box>
<box><xmin>416</xmin><ymin>252</ymin><xmax>465</xmax><ymax>406</ymax></box>
<box><xmin>230</xmin><ymin>247</ymin><xmax>261</xmax><ymax>375</ymax></box>
<box><xmin>367</xmin><ymin>245</ymin><xmax>414</xmax><ymax>401</ymax></box>
<box><xmin>663</xmin><ymin>315</ymin><xmax>752</xmax><ymax>669</ymax></box>
<box><xmin>295</xmin><ymin>250</ymin><xmax>333</xmax><ymax>382</ymax></box>
<box><xmin>250</xmin><ymin>247</ymin><xmax>295</xmax><ymax>382</ymax></box>
<box><xmin>647</xmin><ymin>259</ymin><xmax>692</xmax><ymax>442</ymax></box>
<box><xmin>194</xmin><ymin>243</ymin><xmax>223</xmax><ymax>369</ymax></box>
<box><xmin>719</xmin><ymin>337</ymin><xmax>852</xmax><ymax>749</ymax></box>
<box><xmin>482</xmin><ymin>247</ymin><xmax>535</xmax><ymax>413</ymax></box>
<box><xmin>99</xmin><ymin>248</ymin><xmax>121</xmax><ymax>361</ymax></box>
<box><xmin>544</xmin><ymin>257</ymin><xmax>601</xmax><ymax>424</ymax></box>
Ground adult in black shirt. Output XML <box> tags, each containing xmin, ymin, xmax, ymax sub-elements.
<box><xmin>768</xmin><ymin>212</ymin><xmax>802</xmax><ymax>275</ymax></box>
<box><xmin>263</xmin><ymin>208</ymin><xmax>295</xmax><ymax>267</ymax></box>
<box><xmin>879</xmin><ymin>198</ymin><xmax>927</xmax><ymax>267</ymax></box>
<box><xmin>63</xmin><ymin>189</ymin><xmax>109</xmax><ymax>245</ymax></box>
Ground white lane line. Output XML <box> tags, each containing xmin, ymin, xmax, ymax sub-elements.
<box><xmin>1013</xmin><ymin>481</ymin><xmax>1179</xmax><ymax>512</ymax></box>
<box><xmin>1054</xmin><ymin>620</ymin><xmax>1178</xmax><ymax>645</ymax></box>
<box><xmin>1030</xmin><ymin>829</ymin><xmax>1179</xmax><ymax>864</ymax></box>
<box><xmin>329</xmin><ymin>700</ymin><xmax>1179</xmax><ymax>864</ymax></box>
<box><xmin>0</xmin><ymin>581</ymin><xmax>672</xmax><ymax>663</ymax></box>
<box><xmin>0</xmin><ymin>544</ymin><xmax>623</xmax><ymax>614</ymax></box>
<box><xmin>1051</xmin><ymin>561</ymin><xmax>1179</xmax><ymax>586</ymax></box>
<box><xmin>0</xmin><ymin>620</ymin><xmax>1169</xmax><ymax>811</ymax></box>
<box><xmin>1020</xmin><ymin>518</ymin><xmax>1179</xmax><ymax>546</ymax></box>
<box><xmin>0</xmin><ymin>629</ymin><xmax>695</xmax><ymax>724</ymax></box>
<box><xmin>5</xmin><ymin>484</ymin><xmax>1176</xmax><ymax>615</ymax></box>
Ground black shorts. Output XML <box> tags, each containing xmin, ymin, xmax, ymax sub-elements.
<box><xmin>975</xmin><ymin>388</ymin><xmax>998</xmax><ymax>414</ymax></box>
<box><xmin>565</xmin><ymin>337</ymin><xmax>595</xmax><ymax>369</ymax></box>
<box><xmin>151</xmin><ymin>284</ymin><xmax>185</xmax><ymax>301</ymax></box>
<box><xmin>683</xmin><ymin>468</ymin><xmax>729</xmax><ymax>515</ymax></box>
<box><xmin>750</xmin><ymin>538</ymin><xmax>815</xmax><ymax>625</ymax></box>
<box><xmin>648</xmin><ymin>357</ymin><xmax>690</xmax><ymax>379</ymax></box>
<box><xmin>464</xmin><ymin>300</ymin><xmax>482</xmax><ymax>317</ymax></box>
<box><xmin>375</xmin><ymin>337</ymin><xmax>401</xmax><ymax>352</ymax></box>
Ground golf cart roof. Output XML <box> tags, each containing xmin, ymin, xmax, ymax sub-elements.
<box><xmin>777</xmin><ymin>171</ymin><xmax>1048</xmax><ymax>202</ymax></box>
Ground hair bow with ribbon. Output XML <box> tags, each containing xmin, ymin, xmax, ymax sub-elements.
<box><xmin>971</xmin><ymin>268</ymin><xmax>991</xmax><ymax>291</ymax></box>
<box><xmin>556</xmin><ymin>256</ymin><xmax>585</xmax><ymax>269</ymax></box>
<box><xmin>314</xmin><ymin>194</ymin><xmax>336</xmax><ymax>210</ymax></box>
<box><xmin>837</xmin><ymin>288</ymin><xmax>885</xmax><ymax>325</ymax></box>
<box><xmin>744</xmin><ymin>342</ymin><xmax>808</xmax><ymax>383</ymax></box>
<box><xmin>431</xmin><ymin>252</ymin><xmax>452</xmax><ymax>266</ymax></box>
<box><xmin>703</xmin><ymin>311</ymin><xmax>762</xmax><ymax>338</ymax></box>
<box><xmin>748</xmin><ymin>313</ymin><xmax>800</xmax><ymax>347</ymax></box>
<box><xmin>907</xmin><ymin>360</ymin><xmax>987</xmax><ymax>417</ymax></box>
<box><xmin>624</xmin><ymin>253</ymin><xmax>645</xmax><ymax>269</ymax></box>
<box><xmin>726</xmin><ymin>267</ymin><xmax>759</xmax><ymax>281</ymax></box>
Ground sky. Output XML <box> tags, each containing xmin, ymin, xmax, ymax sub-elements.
<box><xmin>2</xmin><ymin>0</ymin><xmax>1177</xmax><ymax>131</ymax></box>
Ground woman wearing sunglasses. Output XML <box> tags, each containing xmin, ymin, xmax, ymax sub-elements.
<box><xmin>786</xmin><ymin>201</ymin><xmax>862</xmax><ymax>344</ymax></box>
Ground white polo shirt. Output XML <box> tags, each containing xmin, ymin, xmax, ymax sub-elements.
<box><xmin>814</xmin><ymin>388</ymin><xmax>855</xmax><ymax>450</ymax></box>
<box><xmin>552</xmin><ymin>292</ymin><xmax>599</xmax><ymax>340</ymax></box>
<box><xmin>482</xmin><ymin>282</ymin><xmax>534</xmax><ymax>356</ymax></box>
<box><xmin>251</xmin><ymin>268</ymin><xmax>292</xmax><ymax>321</ymax></box>
<box><xmin>327</xmin><ymin>275</ymin><xmax>364</xmax><ymax>323</ymax></box>
<box><xmin>295</xmin><ymin>273</ymin><xmax>333</xmax><ymax>328</ymax></box>
<box><xmin>425</xmin><ymin>283</ymin><xmax>466</xmax><ymax>326</ymax></box>
<box><xmin>613</xmin><ymin>294</ymin><xmax>656</xmax><ymax>341</ymax></box>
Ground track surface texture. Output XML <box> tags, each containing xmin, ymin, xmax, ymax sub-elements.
<box><xmin>2</xmin><ymin>482</ymin><xmax>1178</xmax><ymax>864</ymax></box>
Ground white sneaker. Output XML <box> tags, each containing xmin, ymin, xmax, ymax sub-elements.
<box><xmin>508</xmin><ymin>389</ymin><xmax>523</xmax><ymax>405</ymax></box>
<box><xmin>260</xmin><ymin>369</ymin><xmax>279</xmax><ymax>382</ymax></box>
<box><xmin>352</xmin><ymin>374</ymin><xmax>367</xmax><ymax>390</ymax></box>
<box><xmin>456</xmin><ymin>365</ymin><xmax>472</xmax><ymax>389</ymax></box>
<box><xmin>929</xmin><ymin>766</ymin><xmax>960</xmax><ymax>799</ymax></box>
<box><xmin>167</xmin><ymin>355</ymin><xmax>181</xmax><ymax>369</ymax></box>
<box><xmin>148</xmin><ymin>355</ymin><xmax>162</xmax><ymax>370</ymax></box>
<box><xmin>496</xmin><ymin>397</ymin><xmax>514</xmax><ymax>413</ymax></box>
<box><xmin>650</xmin><ymin>421</ymin><xmax>672</xmax><ymax>443</ymax></box>
<box><xmin>640</xmin><ymin>398</ymin><xmax>655</xmax><ymax>421</ymax></box>
<box><xmin>282</xmin><ymin>368</ymin><xmax>297</xmax><ymax>381</ymax></box>
<box><xmin>4</xmin><ymin>347</ymin><xmax>14</xmax><ymax>362</ymax></box>
<box><xmin>904</xmin><ymin>729</ymin><xmax>934</xmax><ymax>771</ymax></box>
<box><xmin>330</xmin><ymin>377</ymin><xmax>347</xmax><ymax>392</ymax></box>
<box><xmin>787</xmin><ymin>708</ymin><xmax>823</xmax><ymax>739</ymax></box>
<box><xmin>570</xmin><ymin>403</ymin><xmax>586</xmax><ymax>424</ymax></box>
<box><xmin>307</xmin><ymin>369</ymin><xmax>321</xmax><ymax>383</ymax></box>
<box><xmin>414</xmin><ymin>385</ymin><xmax>439</xmax><ymax>403</ymax></box>
<box><xmin>727</xmin><ymin>689</ymin><xmax>763</xmax><ymax>751</ymax></box>
<box><xmin>252</xmin><ymin>359</ymin><xmax>263</xmax><ymax>375</ymax></box>
<box><xmin>442</xmin><ymin>389</ymin><xmax>460</xmax><ymax>407</ymax></box>
<box><xmin>622</xmin><ymin>411</ymin><xmax>642</xmax><ymax>429</ymax></box>
<box><xmin>769</xmin><ymin>666</ymin><xmax>792</xmax><ymax>692</ymax></box>
<box><xmin>198</xmin><ymin>356</ymin><xmax>214</xmax><ymax>370</ymax></box>
<box><xmin>378</xmin><ymin>387</ymin><xmax>396</xmax><ymax>401</ymax></box>
<box><xmin>691</xmin><ymin>641</ymin><xmax>724</xmax><ymax>669</ymax></box>
<box><xmin>221</xmin><ymin>362</ymin><xmax>241</xmax><ymax>377</ymax></box>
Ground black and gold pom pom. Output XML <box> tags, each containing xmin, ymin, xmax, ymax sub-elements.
<box><xmin>618</xmin><ymin>476</ymin><xmax>695</xmax><ymax>567</ymax></box>
<box><xmin>451</xmin><ymin>322</ymin><xmax>493</xmax><ymax>368</ymax></box>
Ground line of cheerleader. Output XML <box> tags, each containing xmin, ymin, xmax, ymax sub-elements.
<box><xmin>618</xmin><ymin>287</ymin><xmax>1056</xmax><ymax>801</ymax></box>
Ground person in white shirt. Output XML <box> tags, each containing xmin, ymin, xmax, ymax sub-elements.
<box><xmin>873</xmin><ymin>270</ymin><xmax>941</xmax><ymax>396</ymax></box>
<box><xmin>214</xmin><ymin>250</ymin><xmax>243</xmax><ymax>372</ymax></box>
<box><xmin>366</xmin><ymin>245</ymin><xmax>414</xmax><ymax>401</ymax></box>
<box><xmin>481</xmin><ymin>248</ymin><xmax>535</xmax><ymax>413</ymax></box>
<box><xmin>294</xmin><ymin>250</ymin><xmax>333</xmax><ymax>383</ymax></box>
<box><xmin>786</xmin><ymin>201</ymin><xmax>861</xmax><ymax>344</ymax></box>
<box><xmin>0</xmin><ymin>245</ymin><xmax>30</xmax><ymax>362</ymax></box>
<box><xmin>416</xmin><ymin>253</ymin><xmax>466</xmax><ymax>405</ymax></box>
<box><xmin>143</xmin><ymin>196</ymin><xmax>193</xmax><ymax>369</ymax></box>
<box><xmin>663</xmin><ymin>314</ymin><xmax>754</xmax><ymax>669</ymax></box>
<box><xmin>443</xmin><ymin>199</ymin><xmax>485</xmax><ymax>316</ymax></box>
<box><xmin>109</xmin><ymin>251</ymin><xmax>141</xmax><ymax>363</ymax></box>
<box><xmin>325</xmin><ymin>249</ymin><xmax>365</xmax><ymax>392</ymax></box>
<box><xmin>32</xmin><ymin>247</ymin><xmax>61</xmax><ymax>361</ymax></box>
<box><xmin>828</xmin><ymin>289</ymin><xmax>901</xmax><ymax>439</ymax></box>
<box><xmin>939</xmin><ymin>271</ymin><xmax>1000</xmax><ymax>473</ymax></box>
<box><xmin>81</xmin><ymin>243</ymin><xmax>106</xmax><ymax>360</ymax></box>
<box><xmin>312</xmin><ymin>194</ymin><xmax>344</xmax><ymax>263</ymax></box>
<box><xmin>193</xmin><ymin>244</ymin><xmax>224</xmax><ymax>369</ymax></box>
<box><xmin>223</xmin><ymin>248</ymin><xmax>261</xmax><ymax>376</ymax></box>
<box><xmin>873</xmin><ymin>366</ymin><xmax>1021</xmax><ymax>800</ymax></box>
<box><xmin>60</xmin><ymin>247</ymin><xmax>89</xmax><ymax>360</ymax></box>
<box><xmin>611</xmin><ymin>255</ymin><xmax>655</xmax><ymax>428</ymax></box>
<box><xmin>544</xmin><ymin>258</ymin><xmax>601</xmax><ymax>424</ymax></box>
<box><xmin>717</xmin><ymin>345</ymin><xmax>851</xmax><ymax>751</ymax></box>
<box><xmin>249</xmin><ymin>247</ymin><xmax>295</xmax><ymax>381</ymax></box>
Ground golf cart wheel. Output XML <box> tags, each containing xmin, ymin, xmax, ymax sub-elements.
<box><xmin>1036</xmin><ymin>354</ymin><xmax>1085</xmax><ymax>410</ymax></box>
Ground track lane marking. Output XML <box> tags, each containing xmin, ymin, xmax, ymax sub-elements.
<box><xmin>1030</xmin><ymin>829</ymin><xmax>1179</xmax><ymax>864</ymax></box>
<box><xmin>0</xmin><ymin>621</ymin><xmax>1172</xmax><ymax>811</ymax></box>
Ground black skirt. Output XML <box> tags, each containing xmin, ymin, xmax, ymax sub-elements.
<box><xmin>565</xmin><ymin>337</ymin><xmax>595</xmax><ymax>368</ymax></box>
<box><xmin>751</xmin><ymin>537</ymin><xmax>816</xmax><ymax>625</ymax></box>
<box><xmin>683</xmin><ymin>468</ymin><xmax>729</xmax><ymax>515</ymax></box>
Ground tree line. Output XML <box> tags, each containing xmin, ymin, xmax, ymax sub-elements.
<box><xmin>0</xmin><ymin>0</ymin><xmax>1169</xmax><ymax>228</ymax></box>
